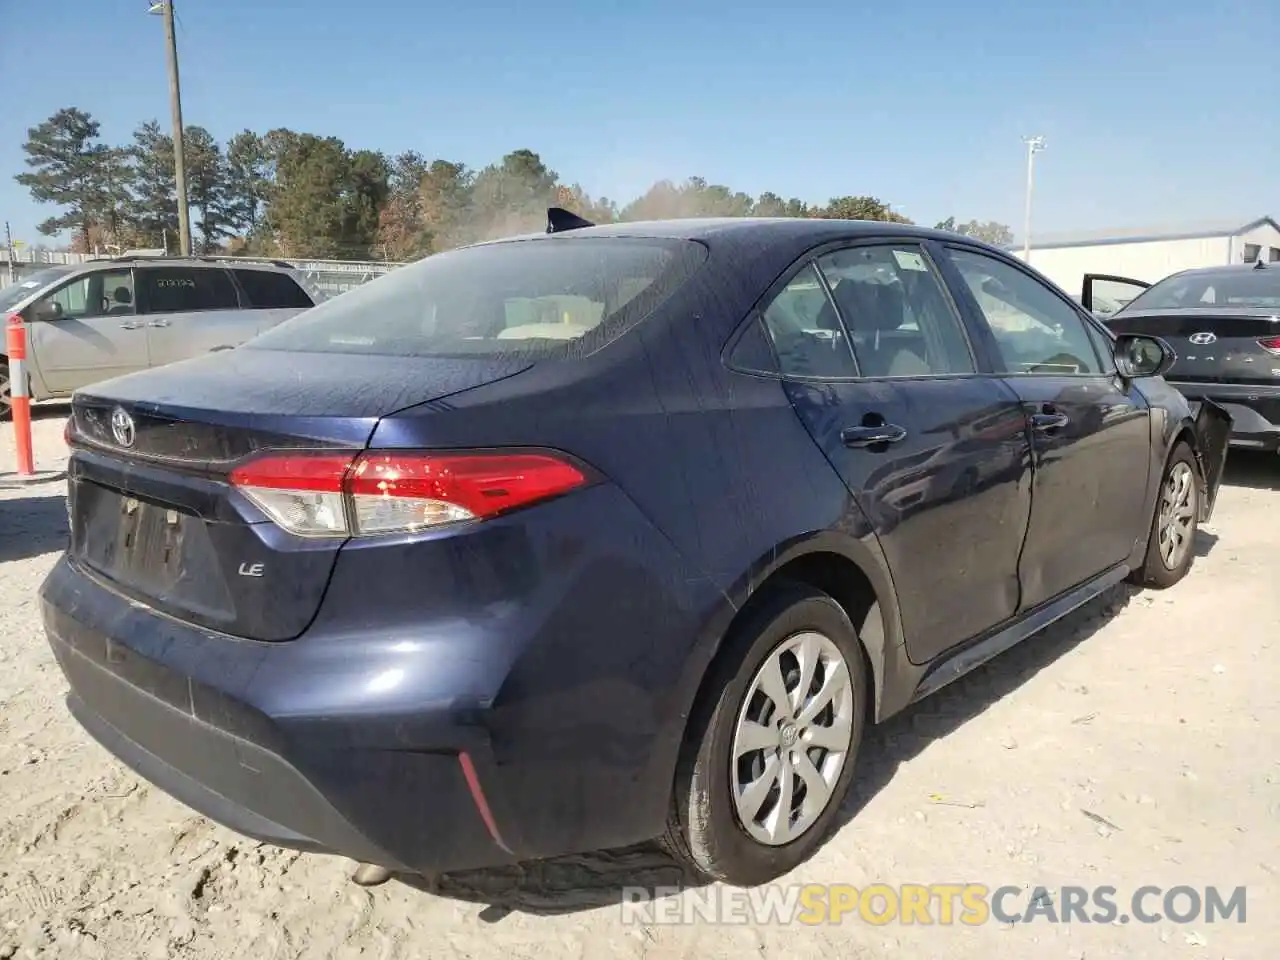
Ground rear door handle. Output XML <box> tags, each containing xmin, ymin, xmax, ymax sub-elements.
<box><xmin>1030</xmin><ymin>412</ymin><xmax>1069</xmax><ymax>431</ymax></box>
<box><xmin>147</xmin><ymin>319</ymin><xmax>171</xmax><ymax>328</ymax></box>
<box><xmin>841</xmin><ymin>424</ymin><xmax>908</xmax><ymax>448</ymax></box>
<box><xmin>118</xmin><ymin>321</ymin><xmax>144</xmax><ymax>330</ymax></box>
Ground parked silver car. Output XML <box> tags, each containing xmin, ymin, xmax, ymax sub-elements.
<box><xmin>0</xmin><ymin>256</ymin><xmax>319</xmax><ymax>418</ymax></box>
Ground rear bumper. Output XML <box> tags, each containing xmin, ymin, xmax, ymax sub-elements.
<box><xmin>43</xmin><ymin>559</ymin><xmax>508</xmax><ymax>873</ymax></box>
<box><xmin>39</xmin><ymin>481</ymin><xmax>724</xmax><ymax>873</ymax></box>
<box><xmin>1171</xmin><ymin>381</ymin><xmax>1280</xmax><ymax>452</ymax></box>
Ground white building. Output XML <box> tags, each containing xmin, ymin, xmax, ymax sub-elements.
<box><xmin>1005</xmin><ymin>216</ymin><xmax>1280</xmax><ymax>298</ymax></box>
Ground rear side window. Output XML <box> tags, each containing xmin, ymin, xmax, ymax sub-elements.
<box><xmin>244</xmin><ymin>237</ymin><xmax>707</xmax><ymax>359</ymax></box>
<box><xmin>233</xmin><ymin>269</ymin><xmax>315</xmax><ymax>309</ymax></box>
<box><xmin>140</xmin><ymin>267</ymin><xmax>239</xmax><ymax>314</ymax></box>
<box><xmin>815</xmin><ymin>244</ymin><xmax>975</xmax><ymax>377</ymax></box>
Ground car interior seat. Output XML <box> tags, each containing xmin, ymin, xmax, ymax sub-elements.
<box><xmin>826</xmin><ymin>279</ymin><xmax>931</xmax><ymax>377</ymax></box>
<box><xmin>107</xmin><ymin>287</ymin><xmax>134</xmax><ymax>314</ymax></box>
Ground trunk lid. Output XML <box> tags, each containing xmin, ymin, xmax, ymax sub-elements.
<box><xmin>1106</xmin><ymin>308</ymin><xmax>1280</xmax><ymax>385</ymax></box>
<box><xmin>67</xmin><ymin>348</ymin><xmax>532</xmax><ymax>641</ymax></box>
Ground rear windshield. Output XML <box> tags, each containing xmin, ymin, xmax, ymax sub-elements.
<box><xmin>1125</xmin><ymin>268</ymin><xmax>1280</xmax><ymax>311</ymax></box>
<box><xmin>245</xmin><ymin>237</ymin><xmax>707</xmax><ymax>359</ymax></box>
<box><xmin>0</xmin><ymin>266</ymin><xmax>74</xmax><ymax>313</ymax></box>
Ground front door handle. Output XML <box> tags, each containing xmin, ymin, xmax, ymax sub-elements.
<box><xmin>147</xmin><ymin>319</ymin><xmax>171</xmax><ymax>328</ymax></box>
<box><xmin>841</xmin><ymin>423</ymin><xmax>908</xmax><ymax>448</ymax></box>
<box><xmin>118</xmin><ymin>321</ymin><xmax>144</xmax><ymax>330</ymax></box>
<box><xmin>1030</xmin><ymin>412</ymin><xmax>1069</xmax><ymax>432</ymax></box>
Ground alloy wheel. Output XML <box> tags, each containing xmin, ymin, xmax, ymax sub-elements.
<box><xmin>1157</xmin><ymin>461</ymin><xmax>1196</xmax><ymax>570</ymax></box>
<box><xmin>730</xmin><ymin>631</ymin><xmax>855</xmax><ymax>846</ymax></box>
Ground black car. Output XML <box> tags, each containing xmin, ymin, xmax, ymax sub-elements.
<box><xmin>42</xmin><ymin>214</ymin><xmax>1231</xmax><ymax>889</ymax></box>
<box><xmin>1089</xmin><ymin>261</ymin><xmax>1280</xmax><ymax>451</ymax></box>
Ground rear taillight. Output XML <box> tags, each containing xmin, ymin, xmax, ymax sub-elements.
<box><xmin>229</xmin><ymin>450</ymin><xmax>588</xmax><ymax>538</ymax></box>
<box><xmin>64</xmin><ymin>417</ymin><xmax>73</xmax><ymax>446</ymax></box>
<box><xmin>1257</xmin><ymin>336</ymin><xmax>1280</xmax><ymax>356</ymax></box>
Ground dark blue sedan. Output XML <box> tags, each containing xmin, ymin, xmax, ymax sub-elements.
<box><xmin>42</xmin><ymin>214</ymin><xmax>1230</xmax><ymax>887</ymax></box>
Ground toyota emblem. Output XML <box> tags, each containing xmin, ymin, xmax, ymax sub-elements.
<box><xmin>110</xmin><ymin>407</ymin><xmax>136</xmax><ymax>448</ymax></box>
<box><xmin>1188</xmin><ymin>331</ymin><xmax>1217</xmax><ymax>345</ymax></box>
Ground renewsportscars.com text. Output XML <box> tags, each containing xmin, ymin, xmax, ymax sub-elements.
<box><xmin>620</xmin><ymin>883</ymin><xmax>1247</xmax><ymax>926</ymax></box>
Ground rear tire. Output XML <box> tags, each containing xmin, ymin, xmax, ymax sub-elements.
<box><xmin>1129</xmin><ymin>442</ymin><xmax>1199</xmax><ymax>589</ymax></box>
<box><xmin>663</xmin><ymin>582</ymin><xmax>867</xmax><ymax>886</ymax></box>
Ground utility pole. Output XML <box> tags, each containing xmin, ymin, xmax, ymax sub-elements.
<box><xmin>4</xmin><ymin>222</ymin><xmax>14</xmax><ymax>286</ymax></box>
<box><xmin>151</xmin><ymin>1</ymin><xmax>191</xmax><ymax>256</ymax></box>
<box><xmin>1021</xmin><ymin>136</ymin><xmax>1046</xmax><ymax>263</ymax></box>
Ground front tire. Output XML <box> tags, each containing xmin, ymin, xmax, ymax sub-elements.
<box><xmin>663</xmin><ymin>582</ymin><xmax>867</xmax><ymax>886</ymax></box>
<box><xmin>1129</xmin><ymin>442</ymin><xmax>1199</xmax><ymax>589</ymax></box>
<box><xmin>0</xmin><ymin>360</ymin><xmax>11</xmax><ymax>422</ymax></box>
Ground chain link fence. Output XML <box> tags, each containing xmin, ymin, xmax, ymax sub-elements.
<box><xmin>1</xmin><ymin>249</ymin><xmax>402</xmax><ymax>298</ymax></box>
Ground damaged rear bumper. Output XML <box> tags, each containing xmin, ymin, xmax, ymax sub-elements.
<box><xmin>1192</xmin><ymin>397</ymin><xmax>1232</xmax><ymax>523</ymax></box>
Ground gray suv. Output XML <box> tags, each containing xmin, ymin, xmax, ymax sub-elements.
<box><xmin>1</xmin><ymin>256</ymin><xmax>319</xmax><ymax>418</ymax></box>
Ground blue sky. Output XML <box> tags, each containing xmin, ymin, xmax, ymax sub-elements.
<box><xmin>0</xmin><ymin>0</ymin><xmax>1275</xmax><ymax>247</ymax></box>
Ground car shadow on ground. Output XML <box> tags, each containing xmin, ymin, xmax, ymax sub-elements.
<box><xmin>1221</xmin><ymin>450</ymin><xmax>1280</xmax><ymax>492</ymax></box>
<box><xmin>31</xmin><ymin>401</ymin><xmax>72</xmax><ymax>421</ymax></box>
<box><xmin>401</xmin><ymin>581</ymin><xmax>1143</xmax><ymax>919</ymax></box>
<box><xmin>0</xmin><ymin>494</ymin><xmax>68</xmax><ymax>564</ymax></box>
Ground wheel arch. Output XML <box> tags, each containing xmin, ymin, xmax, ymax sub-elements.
<box><xmin>677</xmin><ymin>531</ymin><xmax>912</xmax><ymax>755</ymax></box>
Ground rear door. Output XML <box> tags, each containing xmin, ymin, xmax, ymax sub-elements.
<box><xmin>757</xmin><ymin>240</ymin><xmax>1033</xmax><ymax>665</ymax></box>
<box><xmin>24</xmin><ymin>267</ymin><xmax>149</xmax><ymax>393</ymax></box>
<box><xmin>1082</xmin><ymin>273</ymin><xmax>1151</xmax><ymax>319</ymax></box>
<box><xmin>942</xmin><ymin>246</ymin><xmax>1152</xmax><ymax>610</ymax></box>
<box><xmin>230</xmin><ymin>267</ymin><xmax>316</xmax><ymax>333</ymax></box>
<box><xmin>136</xmin><ymin>265</ymin><xmax>261</xmax><ymax>365</ymax></box>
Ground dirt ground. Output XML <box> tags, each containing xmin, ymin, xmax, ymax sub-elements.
<box><xmin>1</xmin><ymin>407</ymin><xmax>1276</xmax><ymax>959</ymax></box>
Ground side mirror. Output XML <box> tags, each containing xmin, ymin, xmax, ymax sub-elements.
<box><xmin>1115</xmin><ymin>333</ymin><xmax>1174</xmax><ymax>378</ymax></box>
<box><xmin>30</xmin><ymin>300</ymin><xmax>63</xmax><ymax>322</ymax></box>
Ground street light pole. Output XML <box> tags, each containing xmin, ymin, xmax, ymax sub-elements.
<box><xmin>150</xmin><ymin>1</ymin><xmax>191</xmax><ymax>256</ymax></box>
<box><xmin>1021</xmin><ymin>136</ymin><xmax>1046</xmax><ymax>263</ymax></box>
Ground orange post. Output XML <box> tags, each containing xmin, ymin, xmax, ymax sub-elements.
<box><xmin>5</xmin><ymin>313</ymin><xmax>34</xmax><ymax>475</ymax></box>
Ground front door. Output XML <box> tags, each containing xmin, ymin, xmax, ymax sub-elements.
<box><xmin>1082</xmin><ymin>273</ymin><xmax>1151</xmax><ymax>319</ymax></box>
<box><xmin>760</xmin><ymin>241</ymin><xmax>1033</xmax><ymax>665</ymax></box>
<box><xmin>24</xmin><ymin>268</ymin><xmax>149</xmax><ymax>394</ymax></box>
<box><xmin>945</xmin><ymin>247</ymin><xmax>1152</xmax><ymax>610</ymax></box>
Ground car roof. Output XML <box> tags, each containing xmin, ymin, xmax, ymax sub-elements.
<box><xmin>476</xmin><ymin>217</ymin><xmax>990</xmax><ymax>249</ymax></box>
<box><xmin>1160</xmin><ymin>261</ymin><xmax>1274</xmax><ymax>283</ymax></box>
<box><xmin>80</xmin><ymin>256</ymin><xmax>295</xmax><ymax>272</ymax></box>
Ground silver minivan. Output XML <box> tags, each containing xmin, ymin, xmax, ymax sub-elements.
<box><xmin>1</xmin><ymin>256</ymin><xmax>319</xmax><ymax>418</ymax></box>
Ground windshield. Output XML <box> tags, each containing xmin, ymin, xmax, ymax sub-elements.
<box><xmin>0</xmin><ymin>266</ymin><xmax>74</xmax><ymax>313</ymax></box>
<box><xmin>245</xmin><ymin>236</ymin><xmax>706</xmax><ymax>359</ymax></box>
<box><xmin>1124</xmin><ymin>268</ymin><xmax>1280</xmax><ymax>312</ymax></box>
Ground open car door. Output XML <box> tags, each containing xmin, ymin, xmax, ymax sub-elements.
<box><xmin>1082</xmin><ymin>273</ymin><xmax>1151</xmax><ymax>318</ymax></box>
<box><xmin>1193</xmin><ymin>397</ymin><xmax>1232</xmax><ymax>523</ymax></box>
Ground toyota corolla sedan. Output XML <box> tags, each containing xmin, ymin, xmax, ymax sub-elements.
<box><xmin>42</xmin><ymin>213</ymin><xmax>1231</xmax><ymax>888</ymax></box>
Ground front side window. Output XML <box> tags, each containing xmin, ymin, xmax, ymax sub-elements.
<box><xmin>140</xmin><ymin>267</ymin><xmax>239</xmax><ymax>314</ymax></box>
<box><xmin>815</xmin><ymin>244</ymin><xmax>975</xmax><ymax>377</ymax></box>
<box><xmin>246</xmin><ymin>237</ymin><xmax>705</xmax><ymax>359</ymax></box>
<box><xmin>947</xmin><ymin>248</ymin><xmax>1100</xmax><ymax>375</ymax></box>
<box><xmin>31</xmin><ymin>269</ymin><xmax>134</xmax><ymax>320</ymax></box>
<box><xmin>1082</xmin><ymin>317</ymin><xmax>1117</xmax><ymax>375</ymax></box>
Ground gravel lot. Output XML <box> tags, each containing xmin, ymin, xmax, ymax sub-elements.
<box><xmin>2</xmin><ymin>407</ymin><xmax>1276</xmax><ymax>959</ymax></box>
